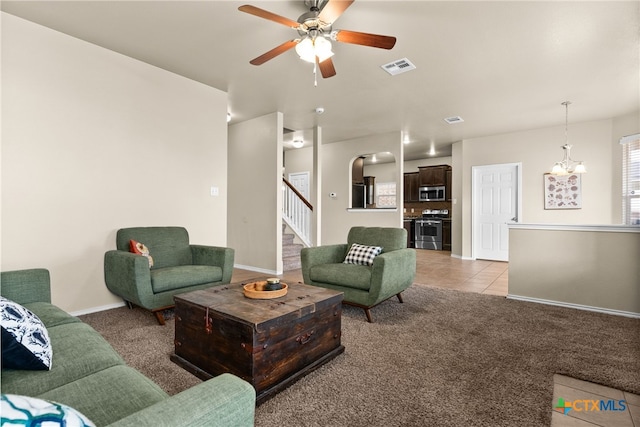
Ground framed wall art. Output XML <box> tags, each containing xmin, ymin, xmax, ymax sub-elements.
<box><xmin>544</xmin><ymin>173</ymin><xmax>582</xmax><ymax>209</ymax></box>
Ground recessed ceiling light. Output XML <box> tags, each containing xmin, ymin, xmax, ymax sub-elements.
<box><xmin>444</xmin><ymin>116</ymin><xmax>464</xmax><ymax>124</ymax></box>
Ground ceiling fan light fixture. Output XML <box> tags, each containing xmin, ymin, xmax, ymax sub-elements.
<box><xmin>314</xmin><ymin>36</ymin><xmax>334</xmax><ymax>62</ymax></box>
<box><xmin>295</xmin><ymin>35</ymin><xmax>333</xmax><ymax>63</ymax></box>
<box><xmin>295</xmin><ymin>37</ymin><xmax>315</xmax><ymax>63</ymax></box>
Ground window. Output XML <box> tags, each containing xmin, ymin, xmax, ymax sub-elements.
<box><xmin>621</xmin><ymin>134</ymin><xmax>640</xmax><ymax>225</ymax></box>
<box><xmin>376</xmin><ymin>182</ymin><xmax>396</xmax><ymax>208</ymax></box>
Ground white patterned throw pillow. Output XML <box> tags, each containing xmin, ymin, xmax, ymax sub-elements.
<box><xmin>343</xmin><ymin>243</ymin><xmax>383</xmax><ymax>266</ymax></box>
<box><xmin>1</xmin><ymin>296</ymin><xmax>52</xmax><ymax>370</ymax></box>
<box><xmin>1</xmin><ymin>394</ymin><xmax>95</xmax><ymax>427</ymax></box>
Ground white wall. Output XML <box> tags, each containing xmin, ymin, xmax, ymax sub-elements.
<box><xmin>452</xmin><ymin>117</ymin><xmax>636</xmax><ymax>258</ymax></box>
<box><xmin>227</xmin><ymin>112</ymin><xmax>283</xmax><ymax>273</ymax></box>
<box><xmin>281</xmin><ymin>114</ymin><xmax>636</xmax><ymax>260</ymax></box>
<box><xmin>321</xmin><ymin>132</ymin><xmax>404</xmax><ymax>244</ymax></box>
<box><xmin>363</xmin><ymin>161</ymin><xmax>396</xmax><ymax>185</ymax></box>
<box><xmin>1</xmin><ymin>13</ymin><xmax>229</xmax><ymax>313</ymax></box>
<box><xmin>451</xmin><ymin>143</ymin><xmax>464</xmax><ymax>255</ymax></box>
<box><xmin>284</xmin><ymin>147</ymin><xmax>313</xmax><ymax>190</ymax></box>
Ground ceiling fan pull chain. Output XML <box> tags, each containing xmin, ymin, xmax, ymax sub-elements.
<box><xmin>314</xmin><ymin>61</ymin><xmax>318</xmax><ymax>87</ymax></box>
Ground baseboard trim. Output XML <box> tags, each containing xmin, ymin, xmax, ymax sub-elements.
<box><xmin>234</xmin><ymin>264</ymin><xmax>281</xmax><ymax>276</ymax></box>
<box><xmin>70</xmin><ymin>301</ymin><xmax>126</xmax><ymax>317</ymax></box>
<box><xmin>450</xmin><ymin>253</ymin><xmax>474</xmax><ymax>260</ymax></box>
<box><xmin>506</xmin><ymin>294</ymin><xmax>640</xmax><ymax>319</ymax></box>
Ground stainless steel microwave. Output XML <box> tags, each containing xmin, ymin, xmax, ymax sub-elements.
<box><xmin>419</xmin><ymin>186</ymin><xmax>446</xmax><ymax>202</ymax></box>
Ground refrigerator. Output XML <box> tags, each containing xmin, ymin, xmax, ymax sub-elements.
<box><xmin>352</xmin><ymin>183</ymin><xmax>365</xmax><ymax>208</ymax></box>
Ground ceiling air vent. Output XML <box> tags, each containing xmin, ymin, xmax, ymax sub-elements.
<box><xmin>381</xmin><ymin>58</ymin><xmax>416</xmax><ymax>76</ymax></box>
<box><xmin>444</xmin><ymin>116</ymin><xmax>464</xmax><ymax>124</ymax></box>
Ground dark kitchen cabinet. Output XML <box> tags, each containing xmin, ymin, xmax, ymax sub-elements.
<box><xmin>446</xmin><ymin>169</ymin><xmax>452</xmax><ymax>201</ymax></box>
<box><xmin>403</xmin><ymin>219</ymin><xmax>414</xmax><ymax>248</ymax></box>
<box><xmin>442</xmin><ymin>220</ymin><xmax>451</xmax><ymax>251</ymax></box>
<box><xmin>403</xmin><ymin>172</ymin><xmax>420</xmax><ymax>202</ymax></box>
<box><xmin>418</xmin><ymin>165</ymin><xmax>450</xmax><ymax>187</ymax></box>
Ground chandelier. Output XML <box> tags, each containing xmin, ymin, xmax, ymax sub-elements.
<box><xmin>551</xmin><ymin>101</ymin><xmax>586</xmax><ymax>175</ymax></box>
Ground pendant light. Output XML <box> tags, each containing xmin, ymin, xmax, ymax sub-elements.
<box><xmin>551</xmin><ymin>101</ymin><xmax>586</xmax><ymax>175</ymax></box>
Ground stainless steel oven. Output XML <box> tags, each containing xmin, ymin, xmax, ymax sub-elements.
<box><xmin>414</xmin><ymin>209</ymin><xmax>449</xmax><ymax>250</ymax></box>
<box><xmin>414</xmin><ymin>218</ymin><xmax>442</xmax><ymax>250</ymax></box>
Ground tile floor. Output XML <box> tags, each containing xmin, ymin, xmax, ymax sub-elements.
<box><xmin>232</xmin><ymin>249</ymin><xmax>637</xmax><ymax>426</ymax></box>
<box><xmin>232</xmin><ymin>247</ymin><xmax>510</xmax><ymax>296</ymax></box>
<box><xmin>552</xmin><ymin>375</ymin><xmax>640</xmax><ymax>427</ymax></box>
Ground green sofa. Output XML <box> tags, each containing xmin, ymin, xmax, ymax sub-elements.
<box><xmin>1</xmin><ymin>268</ymin><xmax>255</xmax><ymax>426</ymax></box>
<box><xmin>104</xmin><ymin>226</ymin><xmax>234</xmax><ymax>324</ymax></box>
<box><xmin>301</xmin><ymin>226</ymin><xmax>417</xmax><ymax>322</ymax></box>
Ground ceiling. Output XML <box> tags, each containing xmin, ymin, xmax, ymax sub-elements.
<box><xmin>2</xmin><ymin>1</ymin><xmax>638</xmax><ymax>162</ymax></box>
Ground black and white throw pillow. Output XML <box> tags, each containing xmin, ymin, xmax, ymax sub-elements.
<box><xmin>1</xmin><ymin>296</ymin><xmax>52</xmax><ymax>370</ymax></box>
<box><xmin>343</xmin><ymin>243</ymin><xmax>383</xmax><ymax>266</ymax></box>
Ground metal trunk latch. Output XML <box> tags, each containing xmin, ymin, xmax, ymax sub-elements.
<box><xmin>296</xmin><ymin>330</ymin><xmax>315</xmax><ymax>345</ymax></box>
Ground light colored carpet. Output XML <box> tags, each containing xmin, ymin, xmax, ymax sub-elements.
<box><xmin>79</xmin><ymin>284</ymin><xmax>640</xmax><ymax>426</ymax></box>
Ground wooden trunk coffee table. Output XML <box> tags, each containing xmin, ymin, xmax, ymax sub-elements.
<box><xmin>170</xmin><ymin>279</ymin><xmax>344</xmax><ymax>404</ymax></box>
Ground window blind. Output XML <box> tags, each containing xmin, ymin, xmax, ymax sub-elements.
<box><xmin>621</xmin><ymin>133</ymin><xmax>640</xmax><ymax>225</ymax></box>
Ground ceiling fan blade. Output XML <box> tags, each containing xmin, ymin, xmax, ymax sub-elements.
<box><xmin>238</xmin><ymin>5</ymin><xmax>300</xmax><ymax>28</ymax></box>
<box><xmin>250</xmin><ymin>40</ymin><xmax>298</xmax><ymax>65</ymax></box>
<box><xmin>335</xmin><ymin>30</ymin><xmax>397</xmax><ymax>50</ymax></box>
<box><xmin>318</xmin><ymin>0</ymin><xmax>355</xmax><ymax>24</ymax></box>
<box><xmin>318</xmin><ymin>57</ymin><xmax>337</xmax><ymax>78</ymax></box>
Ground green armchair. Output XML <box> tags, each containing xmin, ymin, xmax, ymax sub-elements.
<box><xmin>301</xmin><ymin>226</ymin><xmax>416</xmax><ymax>322</ymax></box>
<box><xmin>104</xmin><ymin>227</ymin><xmax>234</xmax><ymax>325</ymax></box>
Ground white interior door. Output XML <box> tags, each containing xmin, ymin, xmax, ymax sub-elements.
<box><xmin>288</xmin><ymin>172</ymin><xmax>309</xmax><ymax>199</ymax></box>
<box><xmin>472</xmin><ymin>163</ymin><xmax>520</xmax><ymax>261</ymax></box>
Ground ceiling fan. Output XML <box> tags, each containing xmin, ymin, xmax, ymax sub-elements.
<box><xmin>238</xmin><ymin>0</ymin><xmax>397</xmax><ymax>79</ymax></box>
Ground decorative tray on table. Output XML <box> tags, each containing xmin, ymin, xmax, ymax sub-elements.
<box><xmin>243</xmin><ymin>280</ymin><xmax>288</xmax><ymax>299</ymax></box>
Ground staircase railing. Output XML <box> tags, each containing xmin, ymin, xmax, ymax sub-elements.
<box><xmin>282</xmin><ymin>178</ymin><xmax>313</xmax><ymax>247</ymax></box>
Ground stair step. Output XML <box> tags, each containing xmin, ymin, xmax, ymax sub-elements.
<box><xmin>283</xmin><ymin>254</ymin><xmax>301</xmax><ymax>270</ymax></box>
<box><xmin>282</xmin><ymin>223</ymin><xmax>303</xmax><ymax>270</ymax></box>
<box><xmin>283</xmin><ymin>244</ymin><xmax>303</xmax><ymax>256</ymax></box>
